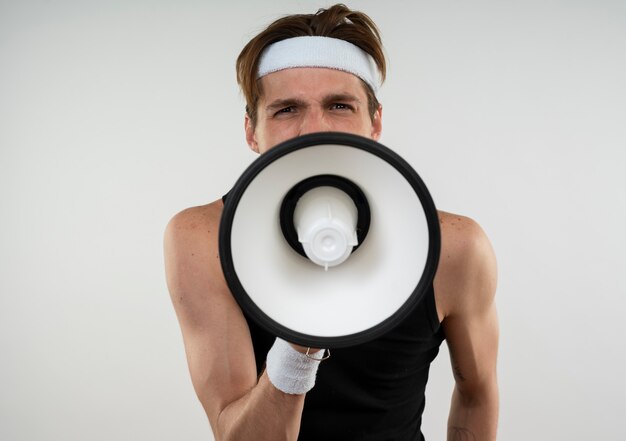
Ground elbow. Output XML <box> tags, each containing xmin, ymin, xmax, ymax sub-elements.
<box><xmin>453</xmin><ymin>376</ymin><xmax>499</xmax><ymax>408</ymax></box>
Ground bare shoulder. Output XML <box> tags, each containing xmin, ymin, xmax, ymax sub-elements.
<box><xmin>434</xmin><ymin>210</ymin><xmax>498</xmax><ymax>320</ymax></box>
<box><xmin>165</xmin><ymin>199</ymin><xmax>223</xmax><ymax>239</ymax></box>
<box><xmin>163</xmin><ymin>199</ymin><xmax>228</xmax><ymax>318</ymax></box>
<box><xmin>164</xmin><ymin>199</ymin><xmax>223</xmax><ymax>261</ymax></box>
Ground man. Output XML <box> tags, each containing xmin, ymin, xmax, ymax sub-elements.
<box><xmin>164</xmin><ymin>4</ymin><xmax>498</xmax><ymax>441</ymax></box>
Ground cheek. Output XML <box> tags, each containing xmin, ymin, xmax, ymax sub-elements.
<box><xmin>269</xmin><ymin>120</ymin><xmax>300</xmax><ymax>142</ymax></box>
<box><xmin>255</xmin><ymin>123</ymin><xmax>294</xmax><ymax>152</ymax></box>
<box><xmin>346</xmin><ymin>116</ymin><xmax>375</xmax><ymax>136</ymax></box>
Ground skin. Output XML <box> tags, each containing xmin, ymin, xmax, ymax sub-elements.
<box><xmin>164</xmin><ymin>67</ymin><xmax>499</xmax><ymax>441</ymax></box>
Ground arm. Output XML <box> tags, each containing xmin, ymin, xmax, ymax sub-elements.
<box><xmin>436</xmin><ymin>215</ymin><xmax>499</xmax><ymax>440</ymax></box>
<box><xmin>164</xmin><ymin>203</ymin><xmax>306</xmax><ymax>441</ymax></box>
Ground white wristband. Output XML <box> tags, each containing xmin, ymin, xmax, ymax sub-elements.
<box><xmin>265</xmin><ymin>338</ymin><xmax>327</xmax><ymax>395</ymax></box>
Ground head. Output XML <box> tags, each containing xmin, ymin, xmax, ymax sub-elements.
<box><xmin>236</xmin><ymin>4</ymin><xmax>386</xmax><ymax>153</ymax></box>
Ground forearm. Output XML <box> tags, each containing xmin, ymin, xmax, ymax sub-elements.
<box><xmin>214</xmin><ymin>371</ymin><xmax>305</xmax><ymax>441</ymax></box>
<box><xmin>447</xmin><ymin>382</ymin><xmax>499</xmax><ymax>441</ymax></box>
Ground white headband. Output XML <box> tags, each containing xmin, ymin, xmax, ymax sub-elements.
<box><xmin>257</xmin><ymin>36</ymin><xmax>380</xmax><ymax>93</ymax></box>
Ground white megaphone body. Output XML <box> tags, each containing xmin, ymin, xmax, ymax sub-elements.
<box><xmin>219</xmin><ymin>132</ymin><xmax>440</xmax><ymax>348</ymax></box>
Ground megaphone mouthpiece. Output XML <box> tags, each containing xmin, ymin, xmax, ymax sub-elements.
<box><xmin>295</xmin><ymin>186</ymin><xmax>358</xmax><ymax>269</ymax></box>
<box><xmin>280</xmin><ymin>174</ymin><xmax>372</xmax><ymax>266</ymax></box>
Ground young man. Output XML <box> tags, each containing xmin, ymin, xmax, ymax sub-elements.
<box><xmin>164</xmin><ymin>5</ymin><xmax>499</xmax><ymax>441</ymax></box>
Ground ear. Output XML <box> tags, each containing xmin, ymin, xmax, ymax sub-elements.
<box><xmin>370</xmin><ymin>103</ymin><xmax>383</xmax><ymax>141</ymax></box>
<box><xmin>245</xmin><ymin>113</ymin><xmax>259</xmax><ymax>153</ymax></box>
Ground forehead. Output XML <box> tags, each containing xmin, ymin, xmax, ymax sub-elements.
<box><xmin>258</xmin><ymin>67</ymin><xmax>368</xmax><ymax>101</ymax></box>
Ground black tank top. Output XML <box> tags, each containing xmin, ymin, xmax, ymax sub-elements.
<box><xmin>223</xmin><ymin>194</ymin><xmax>444</xmax><ymax>440</ymax></box>
<box><xmin>243</xmin><ymin>285</ymin><xmax>443</xmax><ymax>441</ymax></box>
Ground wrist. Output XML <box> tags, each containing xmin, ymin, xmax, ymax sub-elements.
<box><xmin>266</xmin><ymin>338</ymin><xmax>329</xmax><ymax>395</ymax></box>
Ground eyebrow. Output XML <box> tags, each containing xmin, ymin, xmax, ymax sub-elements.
<box><xmin>265</xmin><ymin>93</ymin><xmax>363</xmax><ymax>112</ymax></box>
<box><xmin>265</xmin><ymin>98</ymin><xmax>307</xmax><ymax>113</ymax></box>
<box><xmin>323</xmin><ymin>93</ymin><xmax>362</xmax><ymax>105</ymax></box>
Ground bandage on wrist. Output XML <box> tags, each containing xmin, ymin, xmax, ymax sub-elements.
<box><xmin>266</xmin><ymin>338</ymin><xmax>328</xmax><ymax>395</ymax></box>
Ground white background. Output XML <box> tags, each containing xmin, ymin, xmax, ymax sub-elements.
<box><xmin>1</xmin><ymin>0</ymin><xmax>625</xmax><ymax>440</ymax></box>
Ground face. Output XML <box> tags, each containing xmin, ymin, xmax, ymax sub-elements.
<box><xmin>245</xmin><ymin>67</ymin><xmax>382</xmax><ymax>154</ymax></box>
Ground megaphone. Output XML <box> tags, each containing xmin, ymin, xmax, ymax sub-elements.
<box><xmin>219</xmin><ymin>132</ymin><xmax>440</xmax><ymax>348</ymax></box>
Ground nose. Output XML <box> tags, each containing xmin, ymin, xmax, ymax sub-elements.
<box><xmin>298</xmin><ymin>108</ymin><xmax>331</xmax><ymax>136</ymax></box>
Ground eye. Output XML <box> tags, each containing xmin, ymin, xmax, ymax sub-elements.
<box><xmin>274</xmin><ymin>106</ymin><xmax>296</xmax><ymax>117</ymax></box>
<box><xmin>330</xmin><ymin>103</ymin><xmax>354</xmax><ymax>111</ymax></box>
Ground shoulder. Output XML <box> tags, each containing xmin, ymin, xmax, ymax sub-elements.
<box><xmin>165</xmin><ymin>199</ymin><xmax>223</xmax><ymax>238</ymax></box>
<box><xmin>163</xmin><ymin>200</ymin><xmax>227</xmax><ymax>304</ymax></box>
<box><xmin>164</xmin><ymin>200</ymin><xmax>224</xmax><ymax>256</ymax></box>
<box><xmin>437</xmin><ymin>211</ymin><xmax>494</xmax><ymax>265</ymax></box>
<box><xmin>434</xmin><ymin>211</ymin><xmax>498</xmax><ymax>320</ymax></box>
